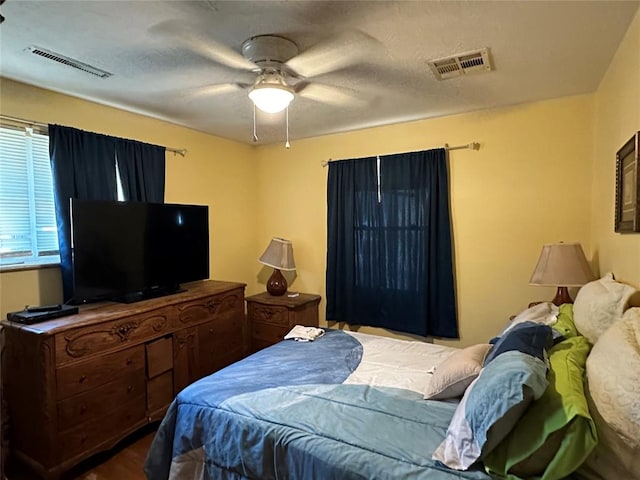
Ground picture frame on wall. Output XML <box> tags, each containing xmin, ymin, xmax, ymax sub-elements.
<box><xmin>615</xmin><ymin>131</ymin><xmax>640</xmax><ymax>233</ymax></box>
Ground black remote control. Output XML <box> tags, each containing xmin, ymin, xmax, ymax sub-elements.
<box><xmin>25</xmin><ymin>304</ymin><xmax>63</xmax><ymax>313</ymax></box>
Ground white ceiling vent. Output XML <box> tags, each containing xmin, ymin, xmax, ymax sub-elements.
<box><xmin>26</xmin><ymin>46</ymin><xmax>113</xmax><ymax>79</ymax></box>
<box><xmin>428</xmin><ymin>48</ymin><xmax>492</xmax><ymax>80</ymax></box>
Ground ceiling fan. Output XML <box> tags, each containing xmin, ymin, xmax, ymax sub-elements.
<box><xmin>152</xmin><ymin>21</ymin><xmax>380</xmax><ymax>145</ymax></box>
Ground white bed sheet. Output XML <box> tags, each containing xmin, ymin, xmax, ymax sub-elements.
<box><xmin>343</xmin><ymin>331</ymin><xmax>459</xmax><ymax>395</ymax></box>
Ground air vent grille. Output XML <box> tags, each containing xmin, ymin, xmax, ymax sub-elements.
<box><xmin>428</xmin><ymin>48</ymin><xmax>493</xmax><ymax>81</ymax></box>
<box><xmin>26</xmin><ymin>46</ymin><xmax>113</xmax><ymax>79</ymax></box>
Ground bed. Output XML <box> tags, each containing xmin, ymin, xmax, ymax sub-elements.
<box><xmin>144</xmin><ymin>273</ymin><xmax>640</xmax><ymax>480</ymax></box>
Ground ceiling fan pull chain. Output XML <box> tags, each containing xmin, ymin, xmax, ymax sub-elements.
<box><xmin>285</xmin><ymin>107</ymin><xmax>291</xmax><ymax>149</ymax></box>
<box><xmin>252</xmin><ymin>104</ymin><xmax>258</xmax><ymax>143</ymax></box>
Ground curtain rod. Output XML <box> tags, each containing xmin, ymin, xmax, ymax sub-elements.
<box><xmin>320</xmin><ymin>142</ymin><xmax>480</xmax><ymax>167</ymax></box>
<box><xmin>0</xmin><ymin>114</ymin><xmax>187</xmax><ymax>157</ymax></box>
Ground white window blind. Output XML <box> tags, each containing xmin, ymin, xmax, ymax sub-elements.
<box><xmin>0</xmin><ymin>125</ymin><xmax>60</xmax><ymax>268</ymax></box>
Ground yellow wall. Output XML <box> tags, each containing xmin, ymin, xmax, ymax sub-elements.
<box><xmin>2</xmin><ymin>8</ymin><xmax>638</xmax><ymax>343</ymax></box>
<box><xmin>255</xmin><ymin>95</ymin><xmax>594</xmax><ymax>346</ymax></box>
<box><xmin>0</xmin><ymin>78</ymin><xmax>260</xmax><ymax>319</ymax></box>
<box><xmin>592</xmin><ymin>8</ymin><xmax>640</xmax><ymax>287</ymax></box>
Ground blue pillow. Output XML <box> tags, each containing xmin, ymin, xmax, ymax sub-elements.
<box><xmin>484</xmin><ymin>321</ymin><xmax>553</xmax><ymax>366</ymax></box>
<box><xmin>432</xmin><ymin>351</ymin><xmax>549</xmax><ymax>470</ymax></box>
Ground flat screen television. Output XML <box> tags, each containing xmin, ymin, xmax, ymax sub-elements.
<box><xmin>70</xmin><ymin>199</ymin><xmax>209</xmax><ymax>304</ymax></box>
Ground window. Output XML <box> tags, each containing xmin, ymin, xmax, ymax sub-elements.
<box><xmin>354</xmin><ymin>189</ymin><xmax>424</xmax><ymax>292</ymax></box>
<box><xmin>0</xmin><ymin>125</ymin><xmax>60</xmax><ymax>268</ymax></box>
<box><xmin>326</xmin><ymin>149</ymin><xmax>458</xmax><ymax>338</ymax></box>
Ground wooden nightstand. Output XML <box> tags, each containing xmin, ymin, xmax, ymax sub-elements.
<box><xmin>246</xmin><ymin>292</ymin><xmax>321</xmax><ymax>353</ymax></box>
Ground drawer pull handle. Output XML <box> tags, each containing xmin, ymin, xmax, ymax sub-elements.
<box><xmin>126</xmin><ymin>358</ymin><xmax>133</xmax><ymax>366</ymax></box>
<box><xmin>127</xmin><ymin>385</ymin><xmax>133</xmax><ymax>393</ymax></box>
<box><xmin>81</xmin><ymin>435</ymin><xmax>88</xmax><ymax>445</ymax></box>
<box><xmin>209</xmin><ymin>328</ymin><xmax>214</xmax><ymax>334</ymax></box>
<box><xmin>79</xmin><ymin>375</ymin><xmax>87</xmax><ymax>383</ymax></box>
<box><xmin>79</xmin><ymin>405</ymin><xmax>87</xmax><ymax>414</ymax></box>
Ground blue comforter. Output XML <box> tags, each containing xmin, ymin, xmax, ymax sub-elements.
<box><xmin>144</xmin><ymin>330</ymin><xmax>489</xmax><ymax>480</ymax></box>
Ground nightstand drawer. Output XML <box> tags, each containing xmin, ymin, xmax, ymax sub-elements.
<box><xmin>247</xmin><ymin>304</ymin><xmax>290</xmax><ymax>327</ymax></box>
<box><xmin>251</xmin><ymin>322</ymin><xmax>288</xmax><ymax>345</ymax></box>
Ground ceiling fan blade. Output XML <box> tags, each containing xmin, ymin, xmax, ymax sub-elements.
<box><xmin>155</xmin><ymin>83</ymin><xmax>249</xmax><ymax>105</ymax></box>
<box><xmin>150</xmin><ymin>20</ymin><xmax>257</xmax><ymax>72</ymax></box>
<box><xmin>296</xmin><ymin>83</ymin><xmax>367</xmax><ymax>108</ymax></box>
<box><xmin>178</xmin><ymin>82</ymin><xmax>249</xmax><ymax>100</ymax></box>
<box><xmin>285</xmin><ymin>30</ymin><xmax>382</xmax><ymax>78</ymax></box>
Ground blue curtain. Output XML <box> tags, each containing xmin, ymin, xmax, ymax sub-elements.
<box><xmin>116</xmin><ymin>139</ymin><xmax>166</xmax><ymax>202</ymax></box>
<box><xmin>49</xmin><ymin>125</ymin><xmax>167</xmax><ymax>302</ymax></box>
<box><xmin>326</xmin><ymin>148</ymin><xmax>458</xmax><ymax>338</ymax></box>
<box><xmin>49</xmin><ymin>125</ymin><xmax>118</xmax><ymax>302</ymax></box>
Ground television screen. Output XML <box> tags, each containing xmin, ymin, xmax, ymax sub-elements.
<box><xmin>70</xmin><ymin>199</ymin><xmax>209</xmax><ymax>304</ymax></box>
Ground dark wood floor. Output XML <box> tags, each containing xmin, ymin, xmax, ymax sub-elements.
<box><xmin>5</xmin><ymin>426</ymin><xmax>156</xmax><ymax>480</ymax></box>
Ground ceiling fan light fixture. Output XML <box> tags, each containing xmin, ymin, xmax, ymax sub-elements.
<box><xmin>248</xmin><ymin>72</ymin><xmax>294</xmax><ymax>113</ymax></box>
<box><xmin>249</xmin><ymin>84</ymin><xmax>294</xmax><ymax>113</ymax></box>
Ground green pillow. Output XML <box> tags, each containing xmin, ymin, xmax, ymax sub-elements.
<box><xmin>551</xmin><ymin>304</ymin><xmax>578</xmax><ymax>341</ymax></box>
<box><xmin>484</xmin><ymin>335</ymin><xmax>597</xmax><ymax>480</ymax></box>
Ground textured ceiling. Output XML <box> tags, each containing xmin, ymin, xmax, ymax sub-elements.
<box><xmin>1</xmin><ymin>1</ymin><xmax>638</xmax><ymax>146</ymax></box>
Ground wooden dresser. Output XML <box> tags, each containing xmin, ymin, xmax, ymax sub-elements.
<box><xmin>1</xmin><ymin>280</ymin><xmax>246</xmax><ymax>480</ymax></box>
<box><xmin>246</xmin><ymin>292</ymin><xmax>321</xmax><ymax>353</ymax></box>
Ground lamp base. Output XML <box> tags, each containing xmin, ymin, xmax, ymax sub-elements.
<box><xmin>551</xmin><ymin>286</ymin><xmax>573</xmax><ymax>306</ymax></box>
<box><xmin>266</xmin><ymin>268</ymin><xmax>287</xmax><ymax>296</ymax></box>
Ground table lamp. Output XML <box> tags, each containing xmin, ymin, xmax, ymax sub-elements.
<box><xmin>529</xmin><ymin>242</ymin><xmax>595</xmax><ymax>305</ymax></box>
<box><xmin>258</xmin><ymin>237</ymin><xmax>296</xmax><ymax>296</ymax></box>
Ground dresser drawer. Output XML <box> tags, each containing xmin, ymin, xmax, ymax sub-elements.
<box><xmin>197</xmin><ymin>313</ymin><xmax>246</xmax><ymax>377</ymax></box>
<box><xmin>176</xmin><ymin>289</ymin><xmax>244</xmax><ymax>327</ymax></box>
<box><xmin>248</xmin><ymin>304</ymin><xmax>290</xmax><ymax>327</ymax></box>
<box><xmin>57</xmin><ymin>370</ymin><xmax>145</xmax><ymax>431</ymax></box>
<box><xmin>251</xmin><ymin>322</ymin><xmax>288</xmax><ymax>345</ymax></box>
<box><xmin>55</xmin><ymin>306</ymin><xmax>176</xmax><ymax>365</ymax></box>
<box><xmin>147</xmin><ymin>371</ymin><xmax>174</xmax><ymax>413</ymax></box>
<box><xmin>56</xmin><ymin>346</ymin><xmax>145</xmax><ymax>400</ymax></box>
<box><xmin>58</xmin><ymin>396</ymin><xmax>146</xmax><ymax>461</ymax></box>
<box><xmin>146</xmin><ymin>336</ymin><xmax>173</xmax><ymax>378</ymax></box>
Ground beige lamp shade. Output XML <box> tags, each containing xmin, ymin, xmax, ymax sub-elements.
<box><xmin>529</xmin><ymin>242</ymin><xmax>595</xmax><ymax>305</ymax></box>
<box><xmin>259</xmin><ymin>237</ymin><xmax>296</xmax><ymax>271</ymax></box>
<box><xmin>529</xmin><ymin>242</ymin><xmax>594</xmax><ymax>286</ymax></box>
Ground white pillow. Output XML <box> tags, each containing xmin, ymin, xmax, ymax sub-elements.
<box><xmin>502</xmin><ymin>302</ymin><xmax>559</xmax><ymax>335</ymax></box>
<box><xmin>423</xmin><ymin>344</ymin><xmax>492</xmax><ymax>400</ymax></box>
<box><xmin>586</xmin><ymin>307</ymin><xmax>640</xmax><ymax>446</ymax></box>
<box><xmin>580</xmin><ymin>386</ymin><xmax>640</xmax><ymax>480</ymax></box>
<box><xmin>573</xmin><ymin>273</ymin><xmax>636</xmax><ymax>344</ymax></box>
